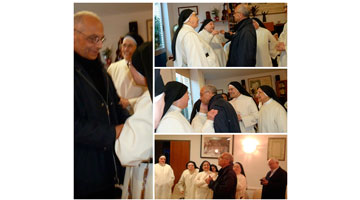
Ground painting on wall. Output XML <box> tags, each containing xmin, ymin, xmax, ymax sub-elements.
<box><xmin>267</xmin><ymin>137</ymin><xmax>286</xmax><ymax>161</ymax></box>
<box><xmin>178</xmin><ymin>6</ymin><xmax>198</xmax><ymax>16</ymax></box>
<box><xmin>201</xmin><ymin>135</ymin><xmax>233</xmax><ymax>158</ymax></box>
<box><xmin>248</xmin><ymin>75</ymin><xmax>272</xmax><ymax>98</ymax></box>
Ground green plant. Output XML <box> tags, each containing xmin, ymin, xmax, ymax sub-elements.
<box><xmin>211</xmin><ymin>8</ymin><xmax>219</xmax><ymax>17</ymax></box>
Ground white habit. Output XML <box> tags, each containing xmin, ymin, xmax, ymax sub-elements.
<box><xmin>278</xmin><ymin>23</ymin><xmax>287</xmax><ymax>67</ymax></box>
<box><xmin>255</xmin><ymin>27</ymin><xmax>278</xmax><ymax>67</ymax></box>
<box><xmin>194</xmin><ymin>171</ymin><xmax>216</xmax><ymax>199</ymax></box>
<box><xmin>235</xmin><ymin>174</ymin><xmax>247</xmax><ymax>199</ymax></box>
<box><xmin>198</xmin><ymin>29</ymin><xmax>227</xmax><ymax>66</ymax></box>
<box><xmin>114</xmin><ymin>91</ymin><xmax>153</xmax><ymax>199</ymax></box>
<box><xmin>229</xmin><ymin>95</ymin><xmax>259</xmax><ymax>133</ymax></box>
<box><xmin>107</xmin><ymin>59</ymin><xmax>146</xmax><ymax>108</ymax></box>
<box><xmin>258</xmin><ymin>98</ymin><xmax>287</xmax><ymax>133</ymax></box>
<box><xmin>155</xmin><ymin>163</ymin><xmax>175</xmax><ymax>199</ymax></box>
<box><xmin>174</xmin><ymin>24</ymin><xmax>219</xmax><ymax>67</ymax></box>
<box><xmin>177</xmin><ymin>169</ymin><xmax>199</xmax><ymax>199</ymax></box>
<box><xmin>191</xmin><ymin>112</ymin><xmax>215</xmax><ymax>133</ymax></box>
<box><xmin>156</xmin><ymin>105</ymin><xmax>193</xmax><ymax>133</ymax></box>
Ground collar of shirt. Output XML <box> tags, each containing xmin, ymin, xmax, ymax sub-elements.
<box><xmin>269</xmin><ymin>166</ymin><xmax>279</xmax><ymax>177</ymax></box>
<box><xmin>169</xmin><ymin>104</ymin><xmax>182</xmax><ymax>112</ymax></box>
<box><xmin>264</xmin><ymin>98</ymin><xmax>273</xmax><ymax>105</ymax></box>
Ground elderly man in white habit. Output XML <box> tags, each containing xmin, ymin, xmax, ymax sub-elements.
<box><xmin>172</xmin><ymin>9</ymin><xmax>219</xmax><ymax>67</ymax></box>
<box><xmin>198</xmin><ymin>19</ymin><xmax>228</xmax><ymax>66</ymax></box>
<box><xmin>107</xmin><ymin>33</ymin><xmax>146</xmax><ymax>113</ymax></box>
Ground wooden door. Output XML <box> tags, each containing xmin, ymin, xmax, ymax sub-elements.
<box><xmin>169</xmin><ymin>140</ymin><xmax>190</xmax><ymax>187</ymax></box>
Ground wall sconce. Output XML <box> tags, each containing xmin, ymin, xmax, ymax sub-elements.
<box><xmin>242</xmin><ymin>138</ymin><xmax>259</xmax><ymax>153</ymax></box>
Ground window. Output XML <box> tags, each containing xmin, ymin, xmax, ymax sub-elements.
<box><xmin>154</xmin><ymin>3</ymin><xmax>165</xmax><ymax>50</ymax></box>
<box><xmin>176</xmin><ymin>73</ymin><xmax>193</xmax><ymax>121</ymax></box>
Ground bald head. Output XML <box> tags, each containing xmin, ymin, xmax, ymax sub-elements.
<box><xmin>234</xmin><ymin>4</ymin><xmax>250</xmax><ymax>22</ymax></box>
<box><xmin>218</xmin><ymin>152</ymin><xmax>233</xmax><ymax>167</ymax></box>
<box><xmin>74</xmin><ymin>11</ymin><xmax>104</xmax><ymax>60</ymax></box>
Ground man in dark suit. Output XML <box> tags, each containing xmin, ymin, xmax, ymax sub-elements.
<box><xmin>261</xmin><ymin>158</ymin><xmax>287</xmax><ymax>199</ymax></box>
<box><xmin>205</xmin><ymin>152</ymin><xmax>237</xmax><ymax>199</ymax></box>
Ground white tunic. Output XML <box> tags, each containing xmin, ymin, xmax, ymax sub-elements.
<box><xmin>229</xmin><ymin>95</ymin><xmax>259</xmax><ymax>133</ymax></box>
<box><xmin>235</xmin><ymin>174</ymin><xmax>247</xmax><ymax>199</ymax></box>
<box><xmin>194</xmin><ymin>171</ymin><xmax>216</xmax><ymax>199</ymax></box>
<box><xmin>174</xmin><ymin>24</ymin><xmax>219</xmax><ymax>67</ymax></box>
<box><xmin>278</xmin><ymin>23</ymin><xmax>287</xmax><ymax>67</ymax></box>
<box><xmin>107</xmin><ymin>59</ymin><xmax>146</xmax><ymax>108</ymax></box>
<box><xmin>198</xmin><ymin>30</ymin><xmax>227</xmax><ymax>66</ymax></box>
<box><xmin>191</xmin><ymin>112</ymin><xmax>215</xmax><ymax>133</ymax></box>
<box><xmin>255</xmin><ymin>27</ymin><xmax>278</xmax><ymax>67</ymax></box>
<box><xmin>177</xmin><ymin>169</ymin><xmax>199</xmax><ymax>199</ymax></box>
<box><xmin>156</xmin><ymin>105</ymin><xmax>193</xmax><ymax>133</ymax></box>
<box><xmin>155</xmin><ymin>163</ymin><xmax>175</xmax><ymax>199</ymax></box>
<box><xmin>114</xmin><ymin>91</ymin><xmax>153</xmax><ymax>199</ymax></box>
<box><xmin>258</xmin><ymin>98</ymin><xmax>287</xmax><ymax>133</ymax></box>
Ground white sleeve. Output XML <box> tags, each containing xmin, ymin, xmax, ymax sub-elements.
<box><xmin>114</xmin><ymin>94</ymin><xmax>152</xmax><ymax>166</ymax></box>
<box><xmin>177</xmin><ymin>171</ymin><xmax>186</xmax><ymax>193</ymax></box>
<box><xmin>191</xmin><ymin>112</ymin><xmax>207</xmax><ymax>133</ymax></box>
<box><xmin>267</xmin><ymin>30</ymin><xmax>279</xmax><ymax>59</ymax></box>
<box><xmin>184</xmin><ymin>32</ymin><xmax>210</xmax><ymax>67</ymax></box>
<box><xmin>241</xmin><ymin>99</ymin><xmax>259</xmax><ymax>128</ymax></box>
<box><xmin>201</xmin><ymin>120</ymin><xmax>215</xmax><ymax>133</ymax></box>
<box><xmin>276</xmin><ymin>106</ymin><xmax>287</xmax><ymax>133</ymax></box>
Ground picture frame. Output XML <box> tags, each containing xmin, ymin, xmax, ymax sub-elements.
<box><xmin>267</xmin><ymin>138</ymin><xmax>286</xmax><ymax>161</ymax></box>
<box><xmin>201</xmin><ymin>135</ymin><xmax>233</xmax><ymax>158</ymax></box>
<box><xmin>146</xmin><ymin>19</ymin><xmax>153</xmax><ymax>42</ymax></box>
<box><xmin>178</xmin><ymin>6</ymin><xmax>198</xmax><ymax>16</ymax></box>
<box><xmin>248</xmin><ymin>75</ymin><xmax>272</xmax><ymax>98</ymax></box>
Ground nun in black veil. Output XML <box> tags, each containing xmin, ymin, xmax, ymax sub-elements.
<box><xmin>228</xmin><ymin>81</ymin><xmax>259</xmax><ymax>133</ymax></box>
<box><xmin>256</xmin><ymin>85</ymin><xmax>287</xmax><ymax>133</ymax></box>
<box><xmin>114</xmin><ymin>42</ymin><xmax>153</xmax><ymax>199</ymax></box>
<box><xmin>171</xmin><ymin>9</ymin><xmax>219</xmax><ymax>67</ymax></box>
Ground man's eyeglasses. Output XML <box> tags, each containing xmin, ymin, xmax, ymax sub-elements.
<box><xmin>74</xmin><ymin>29</ymin><xmax>106</xmax><ymax>44</ymax></box>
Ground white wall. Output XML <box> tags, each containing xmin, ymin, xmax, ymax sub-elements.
<box><xmin>206</xmin><ymin>69</ymin><xmax>287</xmax><ymax>93</ymax></box>
<box><xmin>155</xmin><ymin>134</ymin><xmax>287</xmax><ymax>190</ymax></box>
<box><xmin>74</xmin><ymin>4</ymin><xmax>152</xmax><ymax>62</ymax></box>
<box><xmin>98</xmin><ymin>11</ymin><xmax>152</xmax><ymax>61</ymax></box>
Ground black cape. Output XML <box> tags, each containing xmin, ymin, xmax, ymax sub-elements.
<box><xmin>226</xmin><ymin>18</ymin><xmax>257</xmax><ymax>67</ymax></box>
<box><xmin>208</xmin><ymin>164</ymin><xmax>237</xmax><ymax>199</ymax></box>
<box><xmin>208</xmin><ymin>94</ymin><xmax>240</xmax><ymax>133</ymax></box>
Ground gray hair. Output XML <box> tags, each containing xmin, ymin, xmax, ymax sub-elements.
<box><xmin>203</xmin><ymin>84</ymin><xmax>217</xmax><ymax>95</ymax></box>
<box><xmin>268</xmin><ymin>158</ymin><xmax>279</xmax><ymax>164</ymax></box>
<box><xmin>74</xmin><ymin>11</ymin><xmax>101</xmax><ymax>27</ymax></box>
<box><xmin>237</xmin><ymin>5</ymin><xmax>250</xmax><ymax>18</ymax></box>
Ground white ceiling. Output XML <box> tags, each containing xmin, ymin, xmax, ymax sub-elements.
<box><xmin>74</xmin><ymin>3</ymin><xmax>153</xmax><ymax>16</ymax></box>
<box><xmin>202</xmin><ymin>69</ymin><xmax>286</xmax><ymax>80</ymax></box>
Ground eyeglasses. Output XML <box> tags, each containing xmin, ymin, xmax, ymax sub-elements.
<box><xmin>74</xmin><ymin>29</ymin><xmax>106</xmax><ymax>44</ymax></box>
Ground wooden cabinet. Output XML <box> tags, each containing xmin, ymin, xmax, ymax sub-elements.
<box><xmin>276</xmin><ymin>80</ymin><xmax>287</xmax><ymax>104</ymax></box>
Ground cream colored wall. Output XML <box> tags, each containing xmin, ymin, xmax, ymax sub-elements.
<box><xmin>206</xmin><ymin>69</ymin><xmax>287</xmax><ymax>93</ymax></box>
<box><xmin>74</xmin><ymin>4</ymin><xmax>152</xmax><ymax>62</ymax></box>
<box><xmin>154</xmin><ymin>134</ymin><xmax>287</xmax><ymax>190</ymax></box>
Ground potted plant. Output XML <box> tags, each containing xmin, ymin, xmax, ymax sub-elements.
<box><xmin>211</xmin><ymin>8</ymin><xmax>220</xmax><ymax>21</ymax></box>
<box><xmin>102</xmin><ymin>47</ymin><xmax>112</xmax><ymax>66</ymax></box>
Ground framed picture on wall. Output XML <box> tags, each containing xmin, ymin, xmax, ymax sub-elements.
<box><xmin>201</xmin><ymin>135</ymin><xmax>233</xmax><ymax>158</ymax></box>
<box><xmin>248</xmin><ymin>75</ymin><xmax>272</xmax><ymax>98</ymax></box>
<box><xmin>178</xmin><ymin>6</ymin><xmax>198</xmax><ymax>16</ymax></box>
<box><xmin>146</xmin><ymin>19</ymin><xmax>153</xmax><ymax>42</ymax></box>
<box><xmin>267</xmin><ymin>138</ymin><xmax>286</xmax><ymax>161</ymax></box>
